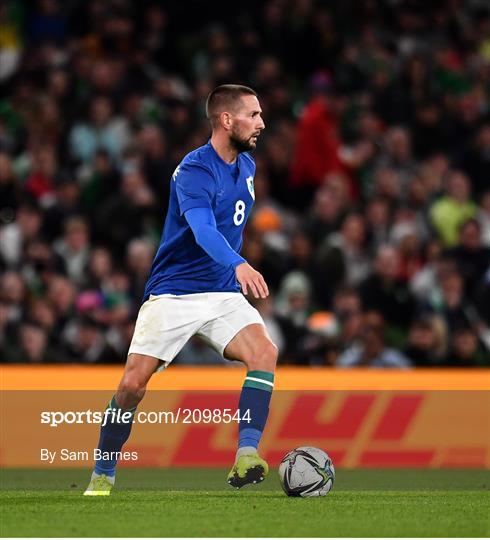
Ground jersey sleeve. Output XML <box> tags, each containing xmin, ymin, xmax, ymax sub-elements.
<box><xmin>184</xmin><ymin>207</ymin><xmax>246</xmax><ymax>269</ymax></box>
<box><xmin>175</xmin><ymin>162</ymin><xmax>216</xmax><ymax>215</ymax></box>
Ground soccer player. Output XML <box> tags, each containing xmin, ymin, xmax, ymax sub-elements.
<box><xmin>84</xmin><ymin>85</ymin><xmax>277</xmax><ymax>495</ymax></box>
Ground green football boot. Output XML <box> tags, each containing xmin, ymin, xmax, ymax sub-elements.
<box><xmin>83</xmin><ymin>473</ymin><xmax>114</xmax><ymax>496</ymax></box>
<box><xmin>227</xmin><ymin>451</ymin><xmax>269</xmax><ymax>489</ymax></box>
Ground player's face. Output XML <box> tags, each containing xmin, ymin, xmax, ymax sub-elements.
<box><xmin>229</xmin><ymin>95</ymin><xmax>265</xmax><ymax>153</ymax></box>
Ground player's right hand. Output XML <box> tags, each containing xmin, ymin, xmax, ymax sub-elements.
<box><xmin>235</xmin><ymin>262</ymin><xmax>269</xmax><ymax>299</ymax></box>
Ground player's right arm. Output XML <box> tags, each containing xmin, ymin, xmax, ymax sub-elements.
<box><xmin>175</xmin><ymin>163</ymin><xmax>268</xmax><ymax>298</ymax></box>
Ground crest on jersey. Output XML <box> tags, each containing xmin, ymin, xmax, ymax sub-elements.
<box><xmin>246</xmin><ymin>176</ymin><xmax>255</xmax><ymax>200</ymax></box>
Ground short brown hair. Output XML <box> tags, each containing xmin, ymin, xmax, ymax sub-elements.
<box><xmin>205</xmin><ymin>84</ymin><xmax>257</xmax><ymax>128</ymax></box>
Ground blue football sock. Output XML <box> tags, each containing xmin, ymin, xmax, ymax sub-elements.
<box><xmin>238</xmin><ymin>370</ymin><xmax>274</xmax><ymax>451</ymax></box>
<box><xmin>94</xmin><ymin>396</ymin><xmax>136</xmax><ymax>477</ymax></box>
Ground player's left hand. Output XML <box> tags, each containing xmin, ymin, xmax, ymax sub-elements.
<box><xmin>235</xmin><ymin>262</ymin><xmax>269</xmax><ymax>299</ymax></box>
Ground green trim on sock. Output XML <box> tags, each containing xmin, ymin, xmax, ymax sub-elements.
<box><xmin>243</xmin><ymin>379</ymin><xmax>273</xmax><ymax>392</ymax></box>
<box><xmin>246</xmin><ymin>370</ymin><xmax>275</xmax><ymax>383</ymax></box>
<box><xmin>107</xmin><ymin>396</ymin><xmax>137</xmax><ymax>414</ymax></box>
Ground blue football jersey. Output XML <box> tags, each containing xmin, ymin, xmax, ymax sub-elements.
<box><xmin>143</xmin><ymin>141</ymin><xmax>256</xmax><ymax>298</ymax></box>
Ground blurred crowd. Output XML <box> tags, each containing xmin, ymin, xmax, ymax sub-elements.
<box><xmin>1</xmin><ymin>0</ymin><xmax>489</xmax><ymax>367</ymax></box>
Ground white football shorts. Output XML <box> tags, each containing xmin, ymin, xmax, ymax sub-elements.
<box><xmin>128</xmin><ymin>292</ymin><xmax>264</xmax><ymax>367</ymax></box>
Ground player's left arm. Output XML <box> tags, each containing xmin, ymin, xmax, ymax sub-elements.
<box><xmin>184</xmin><ymin>206</ymin><xmax>246</xmax><ymax>269</ymax></box>
<box><xmin>185</xmin><ymin>208</ymin><xmax>268</xmax><ymax>299</ymax></box>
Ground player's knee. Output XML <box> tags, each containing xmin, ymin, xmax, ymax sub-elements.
<box><xmin>247</xmin><ymin>341</ymin><xmax>278</xmax><ymax>372</ymax></box>
<box><xmin>266</xmin><ymin>342</ymin><xmax>279</xmax><ymax>370</ymax></box>
<box><xmin>117</xmin><ymin>374</ymin><xmax>147</xmax><ymax>407</ymax></box>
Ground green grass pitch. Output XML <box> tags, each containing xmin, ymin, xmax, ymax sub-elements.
<box><xmin>1</xmin><ymin>468</ymin><xmax>489</xmax><ymax>537</ymax></box>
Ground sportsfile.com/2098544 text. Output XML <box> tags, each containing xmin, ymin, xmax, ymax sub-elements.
<box><xmin>40</xmin><ymin>408</ymin><xmax>252</xmax><ymax>427</ymax></box>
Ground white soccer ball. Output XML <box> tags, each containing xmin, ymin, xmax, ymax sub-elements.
<box><xmin>278</xmin><ymin>446</ymin><xmax>335</xmax><ymax>497</ymax></box>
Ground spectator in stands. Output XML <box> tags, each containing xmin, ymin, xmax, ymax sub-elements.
<box><xmin>94</xmin><ymin>168</ymin><xmax>157</xmax><ymax>255</ymax></box>
<box><xmin>69</xmin><ymin>95</ymin><xmax>131</xmax><ymax>164</ymax></box>
<box><xmin>285</xmin><ymin>231</ymin><xmax>315</xmax><ymax>283</ymax></box>
<box><xmin>365</xmin><ymin>197</ymin><xmax>392</xmax><ymax>252</ymax></box>
<box><xmin>359</xmin><ymin>244</ymin><xmax>415</xmax><ymax>340</ymax></box>
<box><xmin>138</xmin><ymin>125</ymin><xmax>172</xmax><ymax>211</ymax></box>
<box><xmin>445</xmin><ymin>219</ymin><xmax>490</xmax><ymax>300</ymax></box>
<box><xmin>390</xmin><ymin>220</ymin><xmax>424</xmax><ymax>283</ymax></box>
<box><xmin>423</xmin><ymin>270</ymin><xmax>472</xmax><ymax>332</ymax></box>
<box><xmin>274</xmin><ymin>271</ymin><xmax>314</xmax><ymax>363</ymax></box>
<box><xmin>430</xmin><ymin>170</ymin><xmax>477</xmax><ymax>247</ymax></box>
<box><xmin>302</xmin><ymin>183</ymin><xmax>347</xmax><ymax>248</ymax></box>
<box><xmin>315</xmin><ymin>212</ymin><xmax>370</xmax><ymax>306</ymax></box>
<box><xmin>337</xmin><ymin>311</ymin><xmax>411</xmax><ymax>368</ymax></box>
<box><xmin>80</xmin><ymin>150</ymin><xmax>121</xmax><ymax>214</ymax></box>
<box><xmin>65</xmin><ymin>316</ymin><xmax>119</xmax><ymax>363</ymax></box>
<box><xmin>27</xmin><ymin>298</ymin><xmax>58</xmax><ymax>346</ymax></box>
<box><xmin>447</xmin><ymin>325</ymin><xmax>489</xmax><ymax>367</ymax></box>
<box><xmin>4</xmin><ymin>321</ymin><xmax>54</xmax><ymax>363</ymax></box>
<box><xmin>0</xmin><ymin>201</ymin><xmax>43</xmax><ymax>267</ymax></box>
<box><xmin>126</xmin><ymin>239</ymin><xmax>156</xmax><ymax>303</ymax></box>
<box><xmin>403</xmin><ymin>315</ymin><xmax>447</xmax><ymax>366</ymax></box>
<box><xmin>331</xmin><ymin>287</ymin><xmax>363</xmax><ymax>351</ymax></box>
<box><xmin>376</xmin><ymin>127</ymin><xmax>418</xmax><ymax>199</ymax></box>
<box><xmin>0</xmin><ymin>271</ymin><xmax>26</xmax><ymax>327</ymax></box>
<box><xmin>371</xmin><ymin>167</ymin><xmax>401</xmax><ymax>205</ymax></box>
<box><xmin>289</xmin><ymin>72</ymin><xmax>345</xmax><ymax>207</ymax></box>
<box><xmin>42</xmin><ymin>174</ymin><xmax>82</xmax><ymax>242</ymax></box>
<box><xmin>24</xmin><ymin>145</ymin><xmax>57</xmax><ymax>206</ymax></box>
<box><xmin>410</xmin><ymin>239</ymin><xmax>444</xmax><ymax>302</ymax></box>
<box><xmin>83</xmin><ymin>247</ymin><xmax>113</xmax><ymax>291</ymax></box>
<box><xmin>46</xmin><ymin>274</ymin><xmax>76</xmax><ymax>336</ymax></box>
<box><xmin>53</xmin><ymin>216</ymin><xmax>91</xmax><ymax>286</ymax></box>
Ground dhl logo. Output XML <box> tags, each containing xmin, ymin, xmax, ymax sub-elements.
<box><xmin>134</xmin><ymin>391</ymin><xmax>489</xmax><ymax>469</ymax></box>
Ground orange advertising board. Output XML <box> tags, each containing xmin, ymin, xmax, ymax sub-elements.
<box><xmin>1</xmin><ymin>366</ymin><xmax>489</xmax><ymax>468</ymax></box>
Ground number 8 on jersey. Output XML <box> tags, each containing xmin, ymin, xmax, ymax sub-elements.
<box><xmin>233</xmin><ymin>200</ymin><xmax>246</xmax><ymax>226</ymax></box>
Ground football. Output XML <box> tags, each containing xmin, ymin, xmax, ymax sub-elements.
<box><xmin>278</xmin><ymin>446</ymin><xmax>335</xmax><ymax>497</ymax></box>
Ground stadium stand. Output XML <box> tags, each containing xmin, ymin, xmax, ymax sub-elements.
<box><xmin>1</xmin><ymin>0</ymin><xmax>489</xmax><ymax>366</ymax></box>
